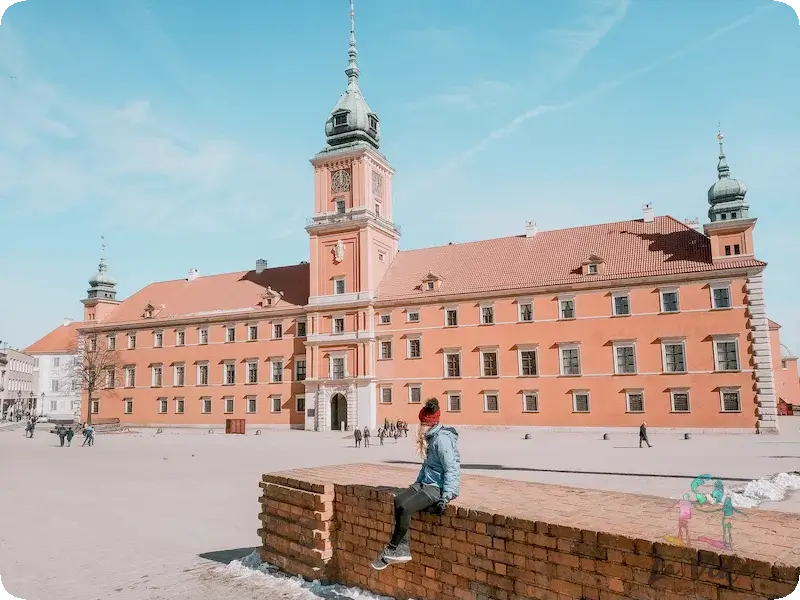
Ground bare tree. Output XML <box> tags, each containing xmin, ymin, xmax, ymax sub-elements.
<box><xmin>65</xmin><ymin>333</ymin><xmax>124</xmax><ymax>426</ymax></box>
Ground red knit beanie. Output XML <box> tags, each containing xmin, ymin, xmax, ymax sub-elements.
<box><xmin>419</xmin><ymin>398</ymin><xmax>441</xmax><ymax>426</ymax></box>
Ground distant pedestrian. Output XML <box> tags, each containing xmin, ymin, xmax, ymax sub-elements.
<box><xmin>378</xmin><ymin>427</ymin><xmax>385</xmax><ymax>446</ymax></box>
<box><xmin>65</xmin><ymin>428</ymin><xmax>74</xmax><ymax>447</ymax></box>
<box><xmin>82</xmin><ymin>425</ymin><xmax>94</xmax><ymax>447</ymax></box>
<box><xmin>354</xmin><ymin>427</ymin><xmax>362</xmax><ymax>448</ymax></box>
<box><xmin>363</xmin><ymin>426</ymin><xmax>370</xmax><ymax>447</ymax></box>
<box><xmin>639</xmin><ymin>422</ymin><xmax>651</xmax><ymax>448</ymax></box>
<box><xmin>403</xmin><ymin>420</ymin><xmax>409</xmax><ymax>437</ymax></box>
<box><xmin>58</xmin><ymin>426</ymin><xmax>67</xmax><ymax>447</ymax></box>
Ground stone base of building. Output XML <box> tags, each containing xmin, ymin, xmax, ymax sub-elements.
<box><xmin>257</xmin><ymin>464</ymin><xmax>799</xmax><ymax>600</ymax></box>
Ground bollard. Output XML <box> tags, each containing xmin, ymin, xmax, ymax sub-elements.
<box><xmin>255</xmin><ymin>430</ymin><xmax>261</xmax><ymax>436</ymax></box>
<box><xmin>156</xmin><ymin>428</ymin><xmax>163</xmax><ymax>434</ymax></box>
<box><xmin>524</xmin><ymin>433</ymin><xmax>531</xmax><ymax>440</ymax></box>
<box><xmin>208</xmin><ymin>429</ymin><xmax>214</xmax><ymax>434</ymax></box>
<box><xmin>603</xmin><ymin>433</ymin><xmax>610</xmax><ymax>440</ymax></box>
<box><xmin>684</xmin><ymin>433</ymin><xmax>691</xmax><ymax>440</ymax></box>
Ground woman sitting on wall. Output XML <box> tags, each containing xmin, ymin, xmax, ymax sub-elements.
<box><xmin>372</xmin><ymin>398</ymin><xmax>461</xmax><ymax>569</ymax></box>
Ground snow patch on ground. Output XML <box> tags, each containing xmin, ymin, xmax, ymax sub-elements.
<box><xmin>729</xmin><ymin>472</ymin><xmax>800</xmax><ymax>509</ymax></box>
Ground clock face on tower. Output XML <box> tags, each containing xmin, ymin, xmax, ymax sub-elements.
<box><xmin>331</xmin><ymin>169</ymin><xmax>351</xmax><ymax>194</ymax></box>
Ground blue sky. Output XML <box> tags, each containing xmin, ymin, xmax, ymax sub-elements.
<box><xmin>0</xmin><ymin>0</ymin><xmax>798</xmax><ymax>353</ymax></box>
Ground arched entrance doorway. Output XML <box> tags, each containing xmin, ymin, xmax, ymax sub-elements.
<box><xmin>330</xmin><ymin>393</ymin><xmax>347</xmax><ymax>431</ymax></box>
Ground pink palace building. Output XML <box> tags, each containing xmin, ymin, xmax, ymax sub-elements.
<box><xmin>29</xmin><ymin>4</ymin><xmax>799</xmax><ymax>433</ymax></box>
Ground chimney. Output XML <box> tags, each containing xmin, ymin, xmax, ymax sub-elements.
<box><xmin>62</xmin><ymin>317</ymin><xmax>74</xmax><ymax>327</ymax></box>
<box><xmin>188</xmin><ymin>268</ymin><xmax>199</xmax><ymax>281</ymax></box>
<box><xmin>524</xmin><ymin>220</ymin><xmax>538</xmax><ymax>238</ymax></box>
<box><xmin>255</xmin><ymin>258</ymin><xmax>268</xmax><ymax>274</ymax></box>
<box><xmin>642</xmin><ymin>203</ymin><xmax>654</xmax><ymax>223</ymax></box>
<box><xmin>684</xmin><ymin>217</ymin><xmax>701</xmax><ymax>232</ymax></box>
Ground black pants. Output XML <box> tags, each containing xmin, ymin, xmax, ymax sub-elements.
<box><xmin>389</xmin><ymin>483</ymin><xmax>441</xmax><ymax>548</ymax></box>
<box><xmin>640</xmin><ymin>436</ymin><xmax>651</xmax><ymax>447</ymax></box>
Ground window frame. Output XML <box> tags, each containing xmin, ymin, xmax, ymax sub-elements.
<box><xmin>479</xmin><ymin>303</ymin><xmax>495</xmax><ymax>325</ymax></box>
<box><xmin>379</xmin><ymin>338</ymin><xmax>393</xmax><ymax>360</ymax></box>
<box><xmin>223</xmin><ymin>396</ymin><xmax>234</xmax><ymax>414</ymax></box>
<box><xmin>107</xmin><ymin>335</ymin><xmax>116</xmax><ymax>350</ymax></box>
<box><xmin>272</xmin><ymin>322</ymin><xmax>283</xmax><ymax>340</ymax></box>
<box><xmin>127</xmin><ymin>333</ymin><xmax>137</xmax><ymax>350</ymax></box>
<box><xmin>483</xmin><ymin>391</ymin><xmax>500</xmax><ymax>413</ymax></box>
<box><xmin>522</xmin><ymin>391</ymin><xmax>539</xmax><ymax>413</ymax></box>
<box><xmin>408</xmin><ymin>384</ymin><xmax>422</xmax><ymax>404</ymax></box>
<box><xmin>333</xmin><ymin>277</ymin><xmax>346</xmax><ymax>295</ymax></box>
<box><xmin>176</xmin><ymin>329</ymin><xmax>186</xmax><ymax>347</ymax></box>
<box><xmin>572</xmin><ymin>390</ymin><xmax>591</xmax><ymax>413</ymax></box>
<box><xmin>379</xmin><ymin>313</ymin><xmax>392</xmax><ymax>325</ymax></box>
<box><xmin>659</xmin><ymin>288</ymin><xmax>681</xmax><ymax>313</ymax></box>
<box><xmin>270</xmin><ymin>358</ymin><xmax>284</xmax><ymax>383</ymax></box>
<box><xmin>173</xmin><ymin>362</ymin><xmax>185</xmax><ymax>387</ymax></box>
<box><xmin>123</xmin><ymin>398</ymin><xmax>133</xmax><ymax>415</ymax></box>
<box><xmin>248</xmin><ymin>324</ymin><xmax>259</xmax><ymax>341</ymax></box>
<box><xmin>197</xmin><ymin>361</ymin><xmax>210</xmax><ymax>386</ymax></box>
<box><xmin>153</xmin><ymin>331</ymin><xmax>163</xmax><ymax>348</ymax></box>
<box><xmin>559</xmin><ymin>295</ymin><xmax>576</xmax><ymax>320</ymax></box>
<box><xmin>443</xmin><ymin>349</ymin><xmax>462</xmax><ymax>379</ymax></box>
<box><xmin>611</xmin><ymin>291</ymin><xmax>631</xmax><ymax>317</ymax></box>
<box><xmin>517</xmin><ymin>346</ymin><xmax>539</xmax><ymax>377</ymax></box>
<box><xmin>124</xmin><ymin>366</ymin><xmax>136</xmax><ymax>388</ymax></box>
<box><xmin>661</xmin><ymin>339</ymin><xmax>688</xmax><ymax>374</ymax></box>
<box><xmin>246</xmin><ymin>359</ymin><xmax>259</xmax><ymax>384</ymax></box>
<box><xmin>719</xmin><ymin>387</ymin><xmax>742</xmax><ymax>413</ymax></box>
<box><xmin>559</xmin><ymin>344</ymin><xmax>581</xmax><ymax>376</ymax></box>
<box><xmin>175</xmin><ymin>397</ymin><xmax>185</xmax><ymax>414</ymax></box>
<box><xmin>223</xmin><ymin>361</ymin><xmax>236</xmax><ymax>385</ymax></box>
<box><xmin>517</xmin><ymin>299</ymin><xmax>534</xmax><ymax>323</ymax></box>
<box><xmin>246</xmin><ymin>395</ymin><xmax>258</xmax><ymax>414</ymax></box>
<box><xmin>446</xmin><ymin>392</ymin><xmax>462</xmax><ymax>413</ymax></box>
<box><xmin>199</xmin><ymin>327</ymin><xmax>209</xmax><ymax>345</ymax></box>
<box><xmin>296</xmin><ymin>319</ymin><xmax>307</xmax><ymax>338</ymax></box>
<box><xmin>670</xmin><ymin>389</ymin><xmax>691</xmax><ymax>413</ymax></box>
<box><xmin>151</xmin><ymin>364</ymin><xmax>163</xmax><ymax>388</ymax></box>
<box><xmin>406</xmin><ymin>336</ymin><xmax>422</xmax><ymax>359</ymax></box>
<box><xmin>379</xmin><ymin>385</ymin><xmax>393</xmax><ymax>404</ymax></box>
<box><xmin>625</xmin><ymin>389</ymin><xmax>645</xmax><ymax>413</ymax></box>
<box><xmin>295</xmin><ymin>357</ymin><xmax>307</xmax><ymax>381</ymax></box>
<box><xmin>713</xmin><ymin>335</ymin><xmax>741</xmax><ymax>372</ymax></box>
<box><xmin>330</xmin><ymin>353</ymin><xmax>347</xmax><ymax>379</ymax></box>
<box><xmin>201</xmin><ymin>397</ymin><xmax>212</xmax><ymax>414</ymax></box>
<box><xmin>333</xmin><ymin>316</ymin><xmax>345</xmax><ymax>334</ymax></box>
<box><xmin>295</xmin><ymin>395</ymin><xmax>306</xmax><ymax>413</ymax></box>
<box><xmin>158</xmin><ymin>397</ymin><xmax>168</xmax><ymax>414</ymax></box>
<box><xmin>710</xmin><ymin>282</ymin><xmax>733</xmax><ymax>310</ymax></box>
<box><xmin>225</xmin><ymin>326</ymin><xmax>236</xmax><ymax>343</ymax></box>
<box><xmin>406</xmin><ymin>308</ymin><xmax>421</xmax><ymax>323</ymax></box>
<box><xmin>479</xmin><ymin>346</ymin><xmax>500</xmax><ymax>378</ymax></box>
<box><xmin>270</xmin><ymin>395</ymin><xmax>282</xmax><ymax>413</ymax></box>
<box><xmin>612</xmin><ymin>341</ymin><xmax>638</xmax><ymax>375</ymax></box>
<box><xmin>444</xmin><ymin>306</ymin><xmax>459</xmax><ymax>327</ymax></box>
<box><xmin>90</xmin><ymin>399</ymin><xmax>100</xmax><ymax>415</ymax></box>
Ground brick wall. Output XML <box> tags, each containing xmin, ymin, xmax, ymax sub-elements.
<box><xmin>258</xmin><ymin>464</ymin><xmax>800</xmax><ymax>600</ymax></box>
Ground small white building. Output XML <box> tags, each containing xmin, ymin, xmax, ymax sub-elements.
<box><xmin>25</xmin><ymin>318</ymin><xmax>82</xmax><ymax>421</ymax></box>
<box><xmin>0</xmin><ymin>346</ymin><xmax>36</xmax><ymax>420</ymax></box>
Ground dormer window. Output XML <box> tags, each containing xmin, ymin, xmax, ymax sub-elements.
<box><xmin>425</xmin><ymin>281</ymin><xmax>434</xmax><ymax>291</ymax></box>
<box><xmin>581</xmin><ymin>253</ymin><xmax>605</xmax><ymax>276</ymax></box>
<box><xmin>333</xmin><ymin>112</ymin><xmax>348</xmax><ymax>127</ymax></box>
<box><xmin>143</xmin><ymin>303</ymin><xmax>156</xmax><ymax>319</ymax></box>
<box><xmin>260</xmin><ymin>287</ymin><xmax>282</xmax><ymax>308</ymax></box>
<box><xmin>368</xmin><ymin>115</ymin><xmax>378</xmax><ymax>131</ymax></box>
<box><xmin>421</xmin><ymin>271</ymin><xmax>442</xmax><ymax>291</ymax></box>
<box><xmin>587</xmin><ymin>264</ymin><xmax>598</xmax><ymax>275</ymax></box>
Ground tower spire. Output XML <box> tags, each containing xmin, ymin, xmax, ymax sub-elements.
<box><xmin>346</xmin><ymin>0</ymin><xmax>360</xmax><ymax>84</ymax></box>
<box><xmin>716</xmin><ymin>126</ymin><xmax>730</xmax><ymax>180</ymax></box>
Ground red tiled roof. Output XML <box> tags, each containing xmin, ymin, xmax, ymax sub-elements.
<box><xmin>96</xmin><ymin>264</ymin><xmax>310</xmax><ymax>325</ymax></box>
<box><xmin>25</xmin><ymin>320</ymin><xmax>83</xmax><ymax>354</ymax></box>
<box><xmin>376</xmin><ymin>216</ymin><xmax>765</xmax><ymax>301</ymax></box>
<box><xmin>769</xmin><ymin>319</ymin><xmax>781</xmax><ymax>329</ymax></box>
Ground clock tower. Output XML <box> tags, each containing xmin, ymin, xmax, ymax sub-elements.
<box><xmin>303</xmin><ymin>0</ymin><xmax>400</xmax><ymax>432</ymax></box>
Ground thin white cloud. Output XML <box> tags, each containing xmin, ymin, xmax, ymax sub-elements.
<box><xmin>406</xmin><ymin>80</ymin><xmax>514</xmax><ymax>112</ymax></box>
<box><xmin>427</xmin><ymin>2</ymin><xmax>777</xmax><ymax>181</ymax></box>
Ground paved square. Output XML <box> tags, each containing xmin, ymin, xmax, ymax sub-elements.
<box><xmin>0</xmin><ymin>419</ymin><xmax>798</xmax><ymax>599</ymax></box>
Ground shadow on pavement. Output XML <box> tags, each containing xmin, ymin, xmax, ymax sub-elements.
<box><xmin>198</xmin><ymin>547</ymin><xmax>256</xmax><ymax>565</ymax></box>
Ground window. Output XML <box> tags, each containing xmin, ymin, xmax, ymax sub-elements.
<box><xmin>407</xmin><ymin>338</ymin><xmax>421</xmax><ymax>359</ymax></box>
<box><xmin>334</xmin><ymin>317</ymin><xmax>345</xmax><ymax>333</ymax></box>
<box><xmin>199</xmin><ymin>328</ymin><xmax>209</xmax><ymax>345</ymax></box>
<box><xmin>158</xmin><ymin>398</ymin><xmax>168</xmax><ymax>414</ymax></box>
<box><xmin>331</xmin><ymin>356</ymin><xmax>345</xmax><ymax>379</ymax></box>
<box><xmin>368</xmin><ymin>114</ymin><xmax>378</xmax><ymax>130</ymax></box>
<box><xmin>661</xmin><ymin>341</ymin><xmax>687</xmax><ymax>373</ymax></box>
<box><xmin>444</xmin><ymin>351</ymin><xmax>461</xmax><ymax>378</ymax></box>
<box><xmin>248</xmin><ymin>325</ymin><xmax>258</xmax><ymax>341</ymax></box>
<box><xmin>721</xmin><ymin>389</ymin><xmax>741</xmax><ymax>412</ymax></box>
<box><xmin>519</xmin><ymin>349</ymin><xmax>538</xmax><ymax>377</ymax></box>
<box><xmin>273</xmin><ymin>323</ymin><xmax>283</xmax><ymax>339</ymax></box>
<box><xmin>106</xmin><ymin>367</ymin><xmax>115</xmax><ymax>388</ymax></box>
<box><xmin>560</xmin><ymin>346</ymin><xmax>581</xmax><ymax>376</ymax></box>
<box><xmin>380</xmin><ymin>340</ymin><xmax>393</xmax><ymax>360</ymax></box>
<box><xmin>175</xmin><ymin>398</ymin><xmax>185</xmax><ymax>414</ymax></box>
<box><xmin>90</xmin><ymin>400</ymin><xmax>99</xmax><ymax>414</ymax></box>
<box><xmin>224</xmin><ymin>362</ymin><xmax>236</xmax><ymax>385</ymax></box>
<box><xmin>174</xmin><ymin>364</ymin><xmax>185</xmax><ymax>386</ymax></box>
<box><xmin>626</xmin><ymin>391</ymin><xmax>645</xmax><ymax>413</ymax></box>
<box><xmin>49</xmin><ymin>400</ymin><xmax>58</xmax><ymax>411</ymax></box>
<box><xmin>614</xmin><ymin>343</ymin><xmax>637</xmax><ymax>375</ymax></box>
<box><xmin>271</xmin><ymin>359</ymin><xmax>284</xmax><ymax>383</ymax></box>
<box><xmin>375</xmin><ymin>201</ymin><xmax>381</xmax><ymax>218</ymax></box>
<box><xmin>153</xmin><ymin>332</ymin><xmax>163</xmax><ymax>348</ymax></box>
<box><xmin>522</xmin><ymin>392</ymin><xmax>539</xmax><ymax>413</ymax></box>
<box><xmin>711</xmin><ymin>284</ymin><xmax>732</xmax><ymax>309</ymax></box>
<box><xmin>201</xmin><ymin>397</ymin><xmax>212</xmax><ymax>414</ymax></box>
<box><xmin>124</xmin><ymin>399</ymin><xmax>133</xmax><ymax>414</ymax></box>
<box><xmin>295</xmin><ymin>358</ymin><xmax>306</xmax><ymax>381</ymax></box>
<box><xmin>224</xmin><ymin>397</ymin><xmax>234</xmax><ymax>414</ymax></box>
<box><xmin>334</xmin><ymin>278</ymin><xmax>346</xmax><ymax>295</ymax></box>
<box><xmin>226</xmin><ymin>326</ymin><xmax>236</xmax><ymax>342</ymax></box>
<box><xmin>481</xmin><ymin>349</ymin><xmax>499</xmax><ymax>377</ymax></box>
<box><xmin>247</xmin><ymin>361</ymin><xmax>259</xmax><ymax>384</ymax></box>
<box><xmin>518</xmin><ymin>301</ymin><xmax>533</xmax><ymax>322</ymax></box>
<box><xmin>378</xmin><ymin>252</ymin><xmax>385</xmax><ymax>263</ymax></box>
<box><xmin>335</xmin><ymin>199</ymin><xmax>346</xmax><ymax>214</ymax></box>
<box><xmin>381</xmin><ymin>387</ymin><xmax>392</xmax><ymax>404</ymax></box>
<box><xmin>407</xmin><ymin>310</ymin><xmax>420</xmax><ymax>323</ymax></box>
<box><xmin>724</xmin><ymin>245</ymin><xmax>732</xmax><ymax>256</ymax></box>
<box><xmin>670</xmin><ymin>390</ymin><xmax>690</xmax><ymax>413</ymax></box>
<box><xmin>559</xmin><ymin>297</ymin><xmax>576</xmax><ymax>319</ymax></box>
<box><xmin>152</xmin><ymin>366</ymin><xmax>163</xmax><ymax>387</ymax></box>
<box><xmin>484</xmin><ymin>392</ymin><xmax>499</xmax><ymax>412</ymax></box>
<box><xmin>426</xmin><ymin>281</ymin><xmax>435</xmax><ymax>291</ymax></box>
<box><xmin>572</xmin><ymin>392</ymin><xmax>590</xmax><ymax>413</ymax></box>
<box><xmin>447</xmin><ymin>393</ymin><xmax>461</xmax><ymax>412</ymax></box>
<box><xmin>445</xmin><ymin>308</ymin><xmax>458</xmax><ymax>327</ymax></box>
<box><xmin>271</xmin><ymin>396</ymin><xmax>282</xmax><ymax>413</ymax></box>
<box><xmin>408</xmin><ymin>385</ymin><xmax>421</xmax><ymax>404</ymax></box>
<box><xmin>88</xmin><ymin>337</ymin><xmax>97</xmax><ymax>351</ymax></box>
<box><xmin>176</xmin><ymin>330</ymin><xmax>185</xmax><ymax>346</ymax></box>
<box><xmin>587</xmin><ymin>263</ymin><xmax>599</xmax><ymax>275</ymax></box>
<box><xmin>296</xmin><ymin>320</ymin><xmax>307</xmax><ymax>337</ymax></box>
<box><xmin>108</xmin><ymin>336</ymin><xmax>116</xmax><ymax>350</ymax></box>
<box><xmin>660</xmin><ymin>289</ymin><xmax>680</xmax><ymax>313</ymax></box>
<box><xmin>612</xmin><ymin>293</ymin><xmax>630</xmax><ymax>316</ymax></box>
<box><xmin>295</xmin><ymin>395</ymin><xmax>305</xmax><ymax>412</ymax></box>
<box><xmin>480</xmin><ymin>305</ymin><xmax>494</xmax><ymax>325</ymax></box>
<box><xmin>125</xmin><ymin>366</ymin><xmax>136</xmax><ymax>388</ymax></box>
<box><xmin>334</xmin><ymin>113</ymin><xmax>347</xmax><ymax>126</ymax></box>
<box><xmin>50</xmin><ymin>379</ymin><xmax>59</xmax><ymax>392</ymax></box>
<box><xmin>198</xmin><ymin>363</ymin><xmax>209</xmax><ymax>386</ymax></box>
<box><xmin>128</xmin><ymin>334</ymin><xmax>136</xmax><ymax>349</ymax></box>
<box><xmin>246</xmin><ymin>396</ymin><xmax>257</xmax><ymax>413</ymax></box>
<box><xmin>380</xmin><ymin>314</ymin><xmax>391</xmax><ymax>325</ymax></box>
<box><xmin>733</xmin><ymin>244</ymin><xmax>741</xmax><ymax>255</ymax></box>
<box><xmin>714</xmin><ymin>338</ymin><xmax>740</xmax><ymax>371</ymax></box>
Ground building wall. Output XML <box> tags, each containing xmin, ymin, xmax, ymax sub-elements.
<box><xmin>0</xmin><ymin>348</ymin><xmax>36</xmax><ymax>417</ymax></box>
<box><xmin>33</xmin><ymin>352</ymin><xmax>80</xmax><ymax>417</ymax></box>
<box><xmin>771</xmin><ymin>327</ymin><xmax>800</xmax><ymax>413</ymax></box>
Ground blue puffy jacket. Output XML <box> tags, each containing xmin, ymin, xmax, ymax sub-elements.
<box><xmin>415</xmin><ymin>424</ymin><xmax>461</xmax><ymax>501</ymax></box>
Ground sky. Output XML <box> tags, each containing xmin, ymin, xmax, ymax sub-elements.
<box><xmin>0</xmin><ymin>0</ymin><xmax>798</xmax><ymax>353</ymax></box>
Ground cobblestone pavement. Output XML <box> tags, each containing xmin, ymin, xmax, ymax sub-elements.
<box><xmin>1</xmin><ymin>419</ymin><xmax>798</xmax><ymax>599</ymax></box>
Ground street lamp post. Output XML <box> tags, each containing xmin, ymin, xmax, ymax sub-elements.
<box><xmin>29</xmin><ymin>391</ymin><xmax>35</xmax><ymax>416</ymax></box>
<box><xmin>41</xmin><ymin>392</ymin><xmax>45</xmax><ymax>418</ymax></box>
<box><xmin>16</xmin><ymin>390</ymin><xmax>22</xmax><ymax>422</ymax></box>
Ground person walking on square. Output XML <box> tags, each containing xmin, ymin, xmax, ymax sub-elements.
<box><xmin>639</xmin><ymin>422</ymin><xmax>651</xmax><ymax>448</ymax></box>
<box><xmin>371</xmin><ymin>398</ymin><xmax>461</xmax><ymax>570</ymax></box>
<box><xmin>354</xmin><ymin>427</ymin><xmax>362</xmax><ymax>448</ymax></box>
<box><xmin>378</xmin><ymin>427</ymin><xmax>385</xmax><ymax>445</ymax></box>
<box><xmin>363</xmin><ymin>426</ymin><xmax>370</xmax><ymax>447</ymax></box>
<box><xmin>82</xmin><ymin>424</ymin><xmax>94</xmax><ymax>447</ymax></box>
<box><xmin>58</xmin><ymin>426</ymin><xmax>67</xmax><ymax>447</ymax></box>
<box><xmin>65</xmin><ymin>427</ymin><xmax>74</xmax><ymax>447</ymax></box>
